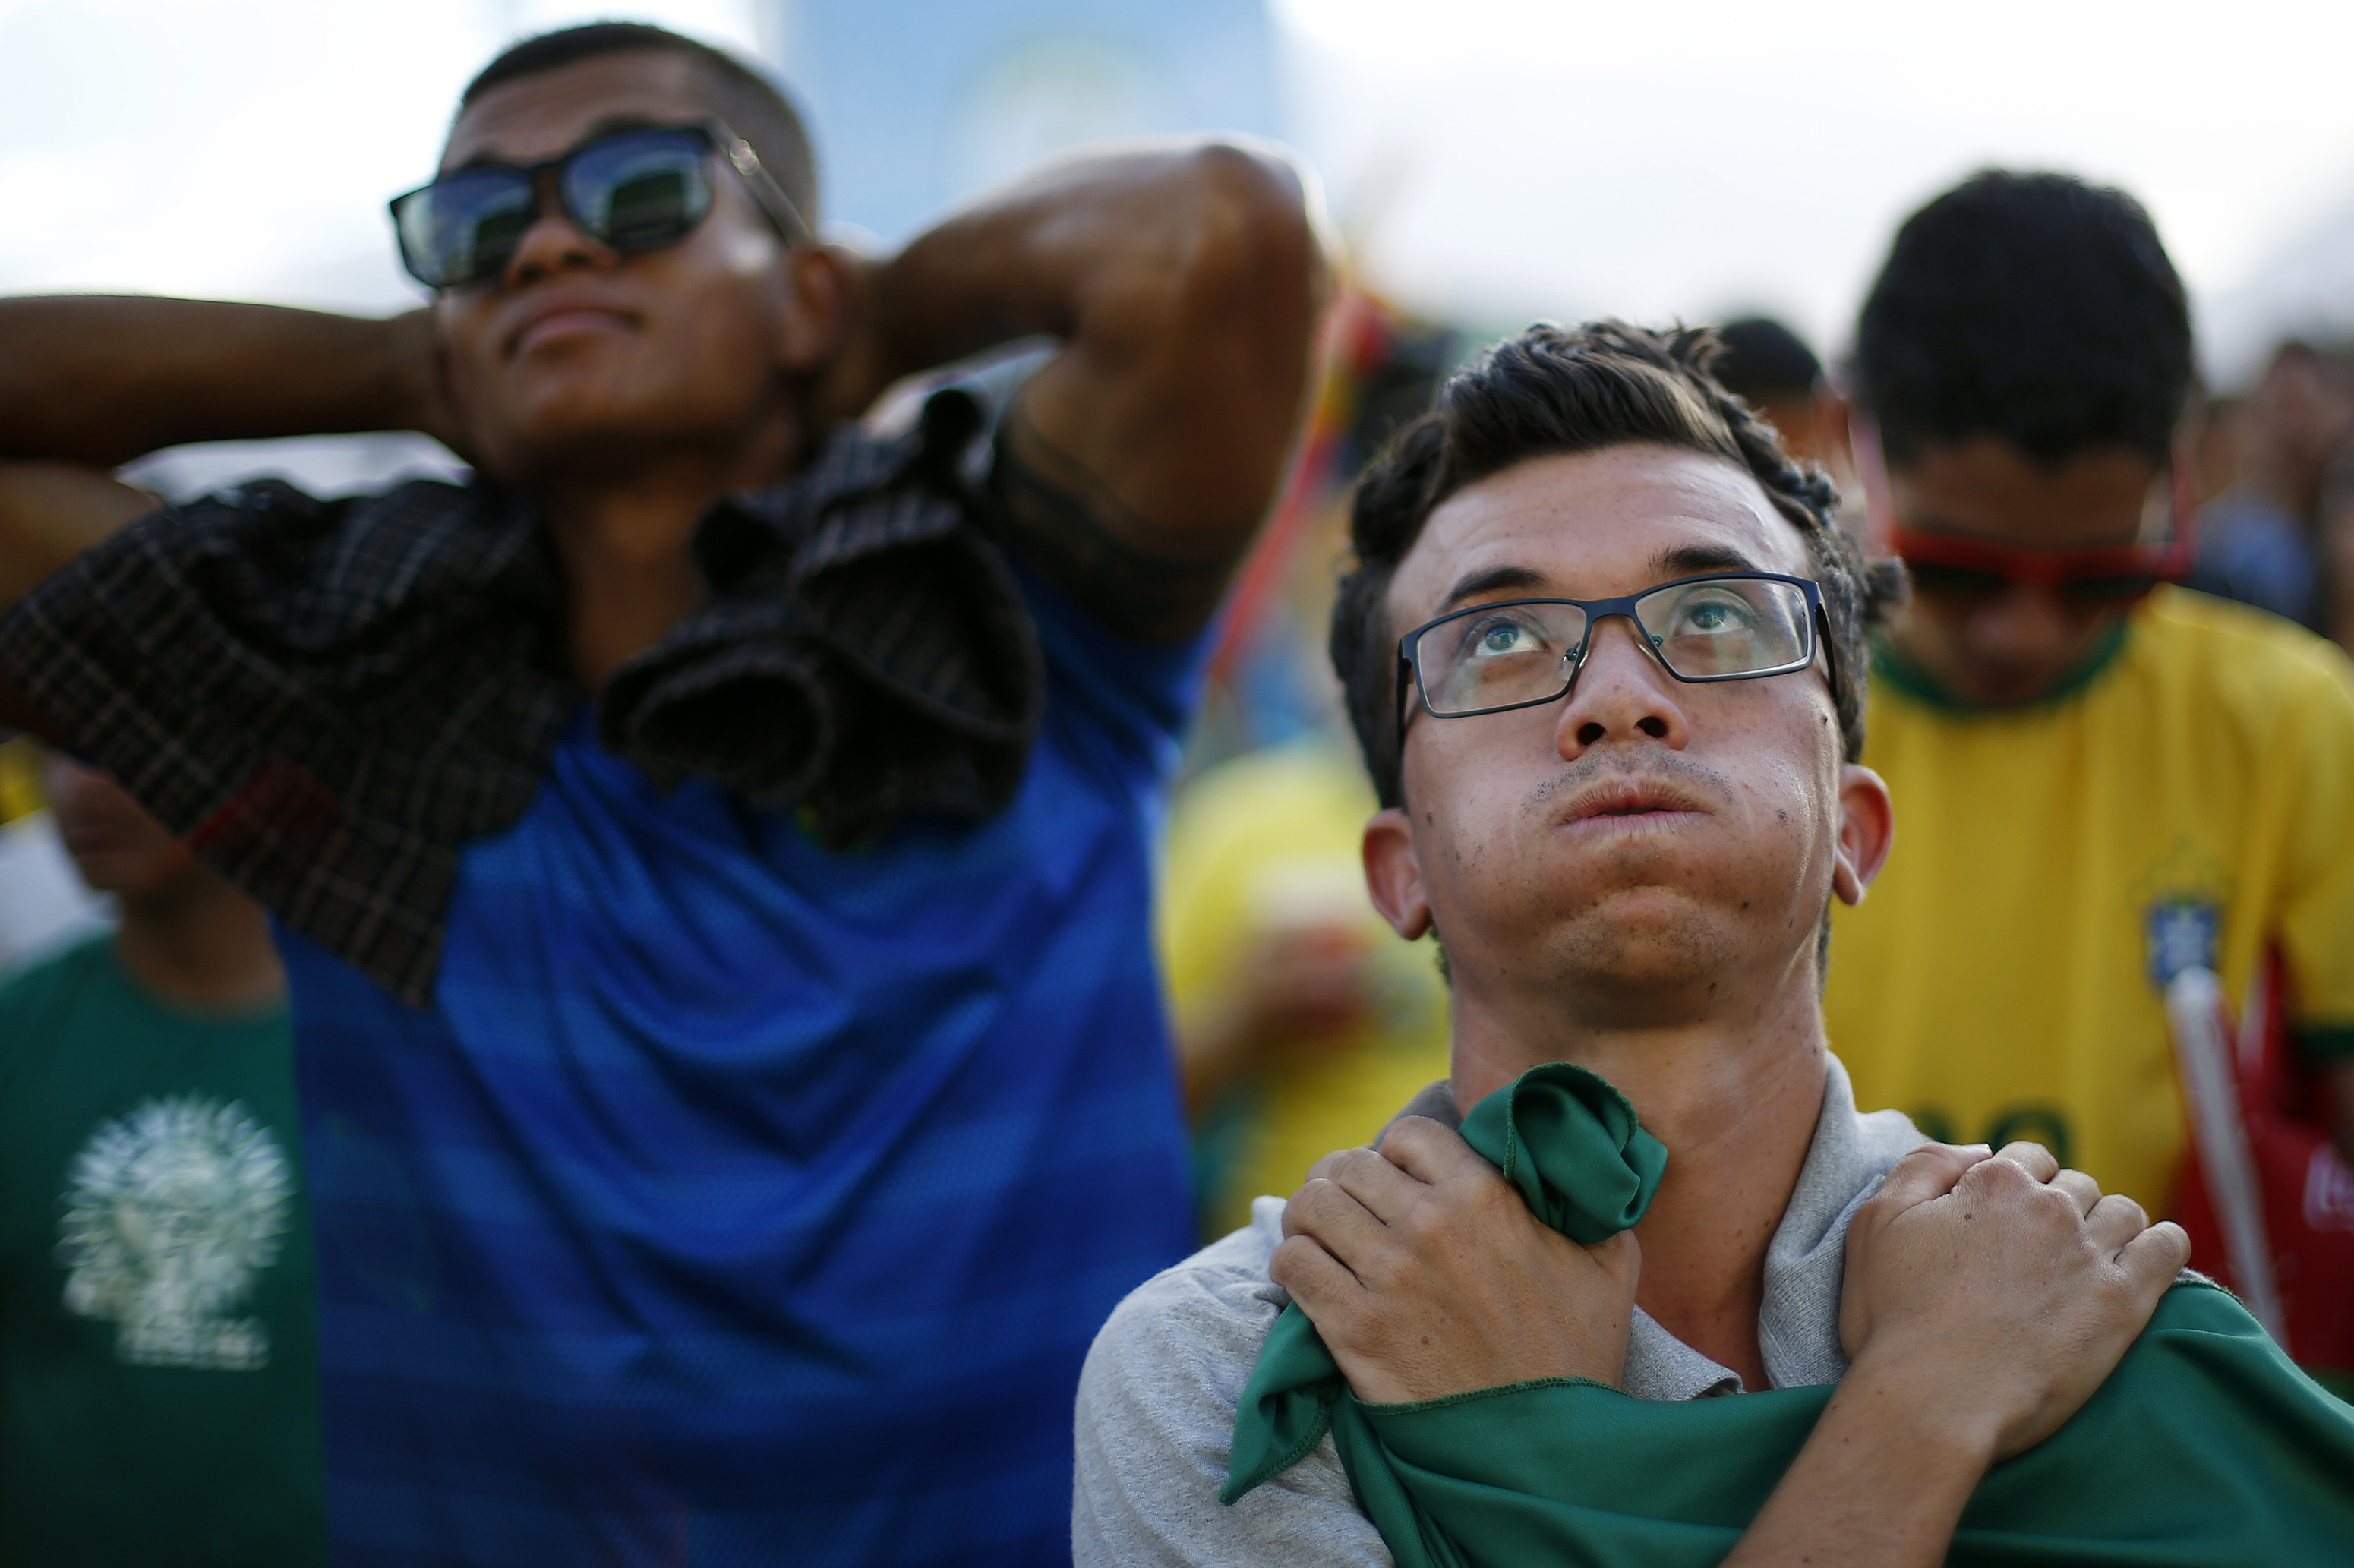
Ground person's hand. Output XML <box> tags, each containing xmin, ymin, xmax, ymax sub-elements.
<box><xmin>1175</xmin><ymin>920</ymin><xmax>1372</xmax><ymax>1115</ymax></box>
<box><xmin>1270</xmin><ymin>1115</ymin><xmax>1639</xmax><ymax>1405</ymax></box>
<box><xmin>1838</xmin><ymin>1141</ymin><xmax>2189</xmax><ymax>1462</ymax></box>
<box><xmin>1236</xmin><ymin>923</ymin><xmax>1374</xmax><ymax>1047</ymax></box>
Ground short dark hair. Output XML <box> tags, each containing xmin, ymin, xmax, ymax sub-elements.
<box><xmin>460</xmin><ymin>23</ymin><xmax>819</xmax><ymax>228</ymax></box>
<box><xmin>1712</xmin><ymin>316</ymin><xmax>1824</xmax><ymax>403</ymax></box>
<box><xmin>1852</xmin><ymin>169</ymin><xmax>2191</xmax><ymax>469</ymax></box>
<box><xmin>1330</xmin><ymin>321</ymin><xmax>1904</xmax><ymax>809</ymax></box>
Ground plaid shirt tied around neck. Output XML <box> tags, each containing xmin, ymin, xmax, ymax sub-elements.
<box><xmin>0</xmin><ymin>386</ymin><xmax>1043</xmax><ymax>1005</ymax></box>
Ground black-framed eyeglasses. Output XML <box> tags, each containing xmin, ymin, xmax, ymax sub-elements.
<box><xmin>1395</xmin><ymin>572</ymin><xmax>1839</xmax><ymax>740</ymax></box>
<box><xmin>389</xmin><ymin>122</ymin><xmax>813</xmax><ymax>290</ymax></box>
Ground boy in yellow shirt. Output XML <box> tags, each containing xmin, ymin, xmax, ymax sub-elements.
<box><xmin>1159</xmin><ymin>738</ymin><xmax>1453</xmax><ymax>1235</ymax></box>
<box><xmin>1824</xmin><ymin>171</ymin><xmax>2354</xmax><ymax>1224</ymax></box>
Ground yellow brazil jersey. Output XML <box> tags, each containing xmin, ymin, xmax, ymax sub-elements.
<box><xmin>1158</xmin><ymin>737</ymin><xmax>1452</xmax><ymax>1236</ymax></box>
<box><xmin>1825</xmin><ymin>587</ymin><xmax>2354</xmax><ymax>1213</ymax></box>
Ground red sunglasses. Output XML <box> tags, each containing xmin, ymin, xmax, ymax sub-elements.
<box><xmin>1854</xmin><ymin>415</ymin><xmax>2198</xmax><ymax>606</ymax></box>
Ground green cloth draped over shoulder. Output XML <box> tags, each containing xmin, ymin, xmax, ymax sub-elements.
<box><xmin>1223</xmin><ymin>1062</ymin><xmax>2354</xmax><ymax>1566</ymax></box>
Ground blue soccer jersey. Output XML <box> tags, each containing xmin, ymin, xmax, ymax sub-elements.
<box><xmin>281</xmin><ymin>563</ymin><xmax>1201</xmax><ymax>1566</ymax></box>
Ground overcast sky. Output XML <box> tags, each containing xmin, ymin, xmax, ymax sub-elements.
<box><xmin>2</xmin><ymin>0</ymin><xmax>2348</xmax><ymax>386</ymax></box>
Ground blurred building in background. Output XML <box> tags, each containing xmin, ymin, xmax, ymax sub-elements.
<box><xmin>767</xmin><ymin>0</ymin><xmax>1280</xmax><ymax>243</ymax></box>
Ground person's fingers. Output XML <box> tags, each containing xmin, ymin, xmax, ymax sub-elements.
<box><xmin>1990</xmin><ymin>1140</ymin><xmax>2060</xmax><ymax>1183</ymax></box>
<box><xmin>1316</xmin><ymin>1143</ymin><xmax>1426</xmax><ymax>1226</ymax></box>
<box><xmin>1375</xmin><ymin>1115</ymin><xmax>1493</xmax><ymax>1186</ymax></box>
<box><xmin>1303</xmin><ymin>1147</ymin><xmax>1362</xmax><ymax>1185</ymax></box>
<box><xmin>2086</xmin><ymin>1191</ymin><xmax>2150</xmax><ymax>1252</ymax></box>
<box><xmin>1279</xmin><ymin>1176</ymin><xmax>1385</xmax><ymax>1269</ymax></box>
<box><xmin>2116</xmin><ymin>1219</ymin><xmax>2192</xmax><ymax>1295</ymax></box>
<box><xmin>1870</xmin><ymin>1142</ymin><xmax>1991</xmax><ymax>1214</ymax></box>
<box><xmin>2049</xmin><ymin>1168</ymin><xmax>2103</xmax><ymax>1218</ymax></box>
<box><xmin>1269</xmin><ymin>1232</ymin><xmax>1365</xmax><ymax>1317</ymax></box>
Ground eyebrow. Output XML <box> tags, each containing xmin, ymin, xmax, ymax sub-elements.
<box><xmin>1436</xmin><ymin>544</ymin><xmax>1767</xmax><ymax>614</ymax></box>
<box><xmin>449</xmin><ymin>113</ymin><xmax>673</xmax><ymax>173</ymax></box>
<box><xmin>1437</xmin><ymin>564</ymin><xmax>1548</xmax><ymax>611</ymax></box>
<box><xmin>1649</xmin><ymin>542</ymin><xmax>1762</xmax><ymax>579</ymax></box>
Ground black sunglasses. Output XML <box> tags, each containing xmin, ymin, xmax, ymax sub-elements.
<box><xmin>390</xmin><ymin>123</ymin><xmax>812</xmax><ymax>290</ymax></box>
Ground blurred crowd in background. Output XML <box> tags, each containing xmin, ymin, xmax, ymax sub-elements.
<box><xmin>5</xmin><ymin>0</ymin><xmax>2354</xmax><ymax>1240</ymax></box>
<box><xmin>2</xmin><ymin>2</ymin><xmax>2353</xmax><ymax>1563</ymax></box>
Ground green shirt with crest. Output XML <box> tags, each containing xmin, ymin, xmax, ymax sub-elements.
<box><xmin>0</xmin><ymin>932</ymin><xmax>327</xmax><ymax>1567</ymax></box>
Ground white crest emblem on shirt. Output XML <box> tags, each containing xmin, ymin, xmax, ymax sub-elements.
<box><xmin>57</xmin><ymin>1096</ymin><xmax>294</xmax><ymax>1371</ymax></box>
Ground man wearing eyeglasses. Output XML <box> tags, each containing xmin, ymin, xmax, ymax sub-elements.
<box><xmin>1074</xmin><ymin>320</ymin><xmax>2354</xmax><ymax>1567</ymax></box>
<box><xmin>0</xmin><ymin>21</ymin><xmax>1324</xmax><ymax>1568</ymax></box>
<box><xmin>1822</xmin><ymin>172</ymin><xmax>2354</xmax><ymax>1373</ymax></box>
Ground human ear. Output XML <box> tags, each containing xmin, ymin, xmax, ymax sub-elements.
<box><xmin>776</xmin><ymin>245</ymin><xmax>853</xmax><ymax>373</ymax></box>
<box><xmin>1362</xmin><ymin>806</ymin><xmax>1433</xmax><ymax>940</ymax></box>
<box><xmin>1831</xmin><ymin>763</ymin><xmax>1894</xmax><ymax>906</ymax></box>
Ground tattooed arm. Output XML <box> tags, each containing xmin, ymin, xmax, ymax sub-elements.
<box><xmin>989</xmin><ymin>402</ymin><xmax>1244</xmax><ymax>645</ymax></box>
<box><xmin>0</xmin><ymin>301</ymin><xmax>463</xmax><ymax>739</ymax></box>
<box><xmin>829</xmin><ymin>143</ymin><xmax>1329</xmax><ymax>642</ymax></box>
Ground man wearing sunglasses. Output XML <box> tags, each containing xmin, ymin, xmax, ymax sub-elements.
<box><xmin>1071</xmin><ymin>323</ymin><xmax>2354</xmax><ymax>1566</ymax></box>
<box><xmin>0</xmin><ymin>20</ymin><xmax>1324</xmax><ymax>1568</ymax></box>
<box><xmin>1822</xmin><ymin>172</ymin><xmax>2354</xmax><ymax>1338</ymax></box>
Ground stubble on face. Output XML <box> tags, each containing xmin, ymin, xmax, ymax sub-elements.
<box><xmin>1500</xmin><ymin>747</ymin><xmax>1840</xmax><ymax>1031</ymax></box>
<box><xmin>1388</xmin><ymin>448</ymin><xmax>1847</xmax><ymax>1033</ymax></box>
<box><xmin>1518</xmin><ymin>750</ymin><xmax>1743</xmax><ymax>989</ymax></box>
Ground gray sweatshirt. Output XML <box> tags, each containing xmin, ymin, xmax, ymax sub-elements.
<box><xmin>1072</xmin><ymin>1055</ymin><xmax>1925</xmax><ymax>1566</ymax></box>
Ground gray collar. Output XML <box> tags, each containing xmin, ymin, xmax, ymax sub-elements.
<box><xmin>1387</xmin><ymin>1055</ymin><xmax>1923</xmax><ymax>1400</ymax></box>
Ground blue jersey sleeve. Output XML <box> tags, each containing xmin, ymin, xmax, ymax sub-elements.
<box><xmin>935</xmin><ymin>342</ymin><xmax>1215</xmax><ymax>793</ymax></box>
<box><xmin>1017</xmin><ymin>560</ymin><xmax>1211</xmax><ymax>797</ymax></box>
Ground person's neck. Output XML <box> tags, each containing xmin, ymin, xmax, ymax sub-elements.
<box><xmin>115</xmin><ymin>868</ymin><xmax>284</xmax><ymax>1014</ymax></box>
<box><xmin>1879</xmin><ymin>610</ymin><xmax>2131</xmax><ymax>713</ymax></box>
<box><xmin>535</xmin><ymin>424</ymin><xmax>806</xmax><ymax>690</ymax></box>
<box><xmin>1449</xmin><ymin>967</ymin><xmax>1830</xmax><ymax>1393</ymax></box>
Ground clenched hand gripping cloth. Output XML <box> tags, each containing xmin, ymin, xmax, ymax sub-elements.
<box><xmin>1224</xmin><ymin>1062</ymin><xmax>2354</xmax><ymax>1567</ymax></box>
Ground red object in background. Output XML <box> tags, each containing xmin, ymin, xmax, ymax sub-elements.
<box><xmin>1885</xmin><ymin>451</ymin><xmax>2200</xmax><ymax>590</ymax></box>
<box><xmin>1852</xmin><ymin>412</ymin><xmax>2201</xmax><ymax>586</ymax></box>
<box><xmin>1205</xmin><ymin>286</ymin><xmax>1395</xmax><ymax>688</ymax></box>
<box><xmin>2171</xmin><ymin>951</ymin><xmax>2354</xmax><ymax>1374</ymax></box>
<box><xmin>1887</xmin><ymin>523</ymin><xmax>2191</xmax><ymax>593</ymax></box>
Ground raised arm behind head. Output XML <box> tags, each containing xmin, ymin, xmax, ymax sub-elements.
<box><xmin>0</xmin><ymin>286</ymin><xmax>466</xmax><ymax>740</ymax></box>
<box><xmin>846</xmin><ymin>140</ymin><xmax>1328</xmax><ymax>642</ymax></box>
<box><xmin>0</xmin><ymin>302</ymin><xmax>455</xmax><ymax>609</ymax></box>
<box><xmin>0</xmin><ymin>21</ymin><xmax>1327</xmax><ymax>738</ymax></box>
